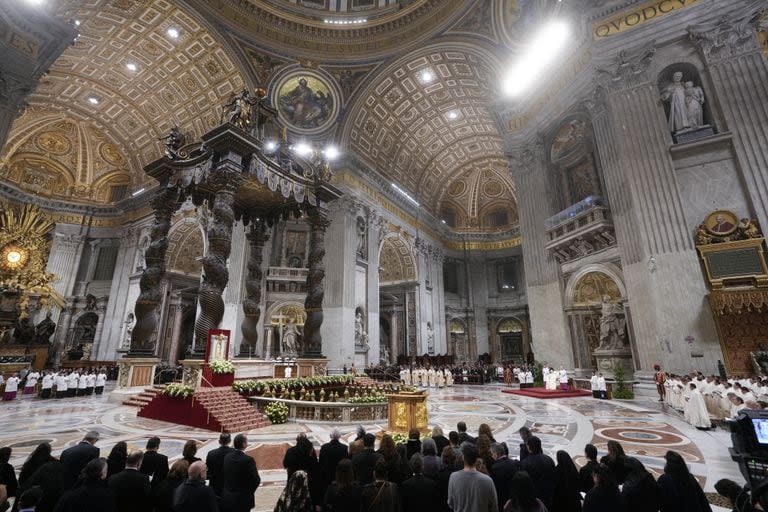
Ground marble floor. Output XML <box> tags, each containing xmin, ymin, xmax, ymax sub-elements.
<box><xmin>0</xmin><ymin>383</ymin><xmax>740</xmax><ymax>511</ymax></box>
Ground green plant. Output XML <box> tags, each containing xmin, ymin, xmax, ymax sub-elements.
<box><xmin>264</xmin><ymin>401</ymin><xmax>289</xmax><ymax>424</ymax></box>
<box><xmin>391</xmin><ymin>431</ymin><xmax>432</xmax><ymax>445</ymax></box>
<box><xmin>534</xmin><ymin>361</ymin><xmax>544</xmax><ymax>387</ymax></box>
<box><xmin>163</xmin><ymin>383</ymin><xmax>194</xmax><ymax>399</ymax></box>
<box><xmin>209</xmin><ymin>360</ymin><xmax>235</xmax><ymax>374</ymax></box>
<box><xmin>233</xmin><ymin>375</ymin><xmax>355</xmax><ymax>395</ymax></box>
<box><xmin>347</xmin><ymin>394</ymin><xmax>387</xmax><ymax>404</ymax></box>
<box><xmin>612</xmin><ymin>363</ymin><xmax>635</xmax><ymax>399</ymax></box>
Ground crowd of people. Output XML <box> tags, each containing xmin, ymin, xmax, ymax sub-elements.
<box><xmin>270</xmin><ymin>422</ymin><xmax>737</xmax><ymax>512</ymax></box>
<box><xmin>0</xmin><ymin>368</ymin><xmax>111</xmax><ymax>401</ymax></box>
<box><xmin>657</xmin><ymin>367</ymin><xmax>768</xmax><ymax>429</ymax></box>
<box><xmin>0</xmin><ymin>431</ymin><xmax>260</xmax><ymax>512</ymax></box>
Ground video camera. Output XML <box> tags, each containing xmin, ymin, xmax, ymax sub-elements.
<box><xmin>728</xmin><ymin>408</ymin><xmax>768</xmax><ymax>509</ymax></box>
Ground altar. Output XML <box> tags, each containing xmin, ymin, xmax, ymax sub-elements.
<box><xmin>387</xmin><ymin>389</ymin><xmax>429</xmax><ymax>433</ymax></box>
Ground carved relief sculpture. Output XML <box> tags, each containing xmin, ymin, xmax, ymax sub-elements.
<box><xmin>158</xmin><ymin>126</ymin><xmax>185</xmax><ymax>160</ymax></box>
<box><xmin>241</xmin><ymin>221</ymin><xmax>269</xmax><ymax>356</ymax></box>
<box><xmin>597</xmin><ymin>295</ymin><xmax>627</xmax><ymax>350</ymax></box>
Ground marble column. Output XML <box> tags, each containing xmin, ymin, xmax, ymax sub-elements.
<box><xmin>166</xmin><ymin>303</ymin><xmax>185</xmax><ymax>363</ymax></box>
<box><xmin>509</xmin><ymin>144</ymin><xmax>572</xmax><ymax>367</ymax></box>
<box><xmin>689</xmin><ymin>7</ymin><xmax>768</xmax><ymax>230</ymax></box>
<box><xmin>302</xmin><ymin>208</ymin><xmax>330</xmax><ymax>357</ymax></box>
<box><xmin>240</xmin><ymin>220</ymin><xmax>269</xmax><ymax>357</ymax></box>
<box><xmin>130</xmin><ymin>186</ymin><xmax>179</xmax><ymax>356</ymax></box>
<box><xmin>193</xmin><ymin>171</ymin><xmax>239</xmax><ymax>350</ymax></box>
<box><xmin>589</xmin><ymin>42</ymin><xmax>719</xmax><ymax>376</ymax></box>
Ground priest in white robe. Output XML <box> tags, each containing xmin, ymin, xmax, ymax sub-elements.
<box><xmin>684</xmin><ymin>383</ymin><xmax>711</xmax><ymax>429</ymax></box>
<box><xmin>558</xmin><ymin>367</ymin><xmax>568</xmax><ymax>391</ymax></box>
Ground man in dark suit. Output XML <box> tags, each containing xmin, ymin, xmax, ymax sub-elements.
<box><xmin>518</xmin><ymin>426</ymin><xmax>531</xmax><ymax>460</ymax></box>
<box><xmin>174</xmin><ymin>461</ymin><xmax>219</xmax><ymax>512</ymax></box>
<box><xmin>108</xmin><ymin>450</ymin><xmax>151</xmax><ymax>512</ymax></box>
<box><xmin>205</xmin><ymin>433</ymin><xmax>234</xmax><ymax>498</ymax></box>
<box><xmin>520</xmin><ymin>436</ymin><xmax>557</xmax><ymax>510</ymax></box>
<box><xmin>60</xmin><ymin>430</ymin><xmax>100</xmax><ymax>489</ymax></box>
<box><xmin>139</xmin><ymin>436</ymin><xmax>169</xmax><ymax>488</ymax></box>
<box><xmin>351</xmin><ymin>433</ymin><xmax>381</xmax><ymax>485</ymax></box>
<box><xmin>319</xmin><ymin>428</ymin><xmax>348</xmax><ymax>481</ymax></box>
<box><xmin>399</xmin><ymin>454</ymin><xmax>438</xmax><ymax>512</ymax></box>
<box><xmin>490</xmin><ymin>442</ymin><xmax>520</xmax><ymax>512</ymax></box>
<box><xmin>457</xmin><ymin>422</ymin><xmax>475</xmax><ymax>445</ymax></box>
<box><xmin>221</xmin><ymin>434</ymin><xmax>261</xmax><ymax>512</ymax></box>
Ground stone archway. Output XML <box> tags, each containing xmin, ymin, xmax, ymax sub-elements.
<box><xmin>378</xmin><ymin>234</ymin><xmax>418</xmax><ymax>359</ymax></box>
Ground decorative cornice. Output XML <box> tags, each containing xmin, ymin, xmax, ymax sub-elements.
<box><xmin>595</xmin><ymin>41</ymin><xmax>656</xmax><ymax>92</ymax></box>
<box><xmin>688</xmin><ymin>5</ymin><xmax>764</xmax><ymax>63</ymax></box>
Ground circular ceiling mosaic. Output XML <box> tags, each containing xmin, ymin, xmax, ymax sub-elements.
<box><xmin>272</xmin><ymin>70</ymin><xmax>339</xmax><ymax>134</ymax></box>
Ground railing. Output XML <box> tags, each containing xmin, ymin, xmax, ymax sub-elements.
<box><xmin>250</xmin><ymin>396</ymin><xmax>388</xmax><ymax>423</ymax></box>
<box><xmin>544</xmin><ymin>196</ymin><xmax>605</xmax><ymax>230</ymax></box>
<box><xmin>267</xmin><ymin>267</ymin><xmax>309</xmax><ymax>280</ymax></box>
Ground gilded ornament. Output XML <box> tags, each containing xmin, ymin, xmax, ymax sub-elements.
<box><xmin>35</xmin><ymin>132</ymin><xmax>71</xmax><ymax>155</ymax></box>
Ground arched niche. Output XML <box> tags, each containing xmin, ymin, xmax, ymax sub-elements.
<box><xmin>165</xmin><ymin>218</ymin><xmax>205</xmax><ymax>277</ymax></box>
<box><xmin>378</xmin><ymin>234</ymin><xmax>417</xmax><ymax>284</ymax></box>
<box><xmin>495</xmin><ymin>316</ymin><xmax>525</xmax><ymax>363</ymax></box>
<box><xmin>448</xmin><ymin>317</ymin><xmax>469</xmax><ymax>362</ymax></box>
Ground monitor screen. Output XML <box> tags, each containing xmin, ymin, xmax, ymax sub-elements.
<box><xmin>752</xmin><ymin>419</ymin><xmax>768</xmax><ymax>445</ymax></box>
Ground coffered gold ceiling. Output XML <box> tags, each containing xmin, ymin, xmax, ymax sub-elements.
<box><xmin>2</xmin><ymin>0</ymin><xmax>248</xmax><ymax>202</ymax></box>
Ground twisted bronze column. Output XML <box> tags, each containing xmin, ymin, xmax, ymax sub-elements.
<box><xmin>130</xmin><ymin>186</ymin><xmax>180</xmax><ymax>355</ymax></box>
<box><xmin>240</xmin><ymin>219</ymin><xmax>269</xmax><ymax>357</ymax></box>
<box><xmin>302</xmin><ymin>209</ymin><xmax>330</xmax><ymax>357</ymax></box>
<box><xmin>193</xmin><ymin>171</ymin><xmax>238</xmax><ymax>352</ymax></box>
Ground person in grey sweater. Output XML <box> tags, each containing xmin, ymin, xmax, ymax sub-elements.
<box><xmin>448</xmin><ymin>444</ymin><xmax>498</xmax><ymax>512</ymax></box>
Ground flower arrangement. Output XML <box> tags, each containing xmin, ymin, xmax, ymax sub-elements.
<box><xmin>347</xmin><ymin>394</ymin><xmax>387</xmax><ymax>404</ymax></box>
<box><xmin>233</xmin><ymin>375</ymin><xmax>355</xmax><ymax>395</ymax></box>
<box><xmin>163</xmin><ymin>383</ymin><xmax>194</xmax><ymax>399</ymax></box>
<box><xmin>391</xmin><ymin>431</ymin><xmax>432</xmax><ymax>445</ymax></box>
<box><xmin>209</xmin><ymin>360</ymin><xmax>235</xmax><ymax>374</ymax></box>
<box><xmin>264</xmin><ymin>401</ymin><xmax>289</xmax><ymax>424</ymax></box>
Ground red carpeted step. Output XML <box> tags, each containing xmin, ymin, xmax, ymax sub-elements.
<box><xmin>501</xmin><ymin>387</ymin><xmax>593</xmax><ymax>399</ymax></box>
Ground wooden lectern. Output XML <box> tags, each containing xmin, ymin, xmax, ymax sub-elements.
<box><xmin>387</xmin><ymin>390</ymin><xmax>429</xmax><ymax>433</ymax></box>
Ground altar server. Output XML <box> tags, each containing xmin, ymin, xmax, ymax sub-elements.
<box><xmin>3</xmin><ymin>373</ymin><xmax>19</xmax><ymax>401</ymax></box>
<box><xmin>56</xmin><ymin>372</ymin><xmax>68</xmax><ymax>399</ymax></box>
<box><xmin>85</xmin><ymin>372</ymin><xmax>96</xmax><ymax>395</ymax></box>
<box><xmin>77</xmin><ymin>372</ymin><xmax>88</xmax><ymax>396</ymax></box>
<box><xmin>41</xmin><ymin>371</ymin><xmax>54</xmax><ymax>399</ymax></box>
<box><xmin>95</xmin><ymin>370</ymin><xmax>107</xmax><ymax>395</ymax></box>
<box><xmin>445</xmin><ymin>368</ymin><xmax>453</xmax><ymax>387</ymax></box>
<box><xmin>24</xmin><ymin>370</ymin><xmax>40</xmax><ymax>395</ymax></box>
<box><xmin>428</xmin><ymin>368</ymin><xmax>436</xmax><ymax>387</ymax></box>
<box><xmin>524</xmin><ymin>369</ymin><xmax>533</xmax><ymax>388</ymax></box>
<box><xmin>590</xmin><ymin>372</ymin><xmax>599</xmax><ymax>398</ymax></box>
<box><xmin>597</xmin><ymin>373</ymin><xmax>607</xmax><ymax>399</ymax></box>
<box><xmin>67</xmin><ymin>371</ymin><xmax>78</xmax><ymax>397</ymax></box>
<box><xmin>436</xmin><ymin>369</ymin><xmax>445</xmax><ymax>388</ymax></box>
<box><xmin>558</xmin><ymin>367</ymin><xmax>568</xmax><ymax>391</ymax></box>
<box><xmin>684</xmin><ymin>383</ymin><xmax>711</xmax><ymax>429</ymax></box>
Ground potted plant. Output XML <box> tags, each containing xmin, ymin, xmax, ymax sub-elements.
<box><xmin>264</xmin><ymin>401</ymin><xmax>289</xmax><ymax>424</ymax></box>
<box><xmin>204</xmin><ymin>360</ymin><xmax>236</xmax><ymax>387</ymax></box>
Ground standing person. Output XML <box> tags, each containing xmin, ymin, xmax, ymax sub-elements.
<box><xmin>579</xmin><ymin>444</ymin><xmax>600</xmax><ymax>493</ymax></box>
<box><xmin>517</xmin><ymin>427</ymin><xmax>532</xmax><ymax>461</ymax></box>
<box><xmin>622</xmin><ymin>457</ymin><xmax>659</xmax><ymax>512</ymax></box>
<box><xmin>16</xmin><ymin>455</ymin><xmax>66</xmax><ymax>512</ymax></box>
<box><xmin>107</xmin><ymin>450</ymin><xmax>151</xmax><ymax>512</ymax></box>
<box><xmin>583</xmin><ymin>464</ymin><xmax>627</xmax><ymax>512</ymax></box>
<box><xmin>351</xmin><ymin>434</ymin><xmax>381</xmax><ymax>486</ymax></box>
<box><xmin>76</xmin><ymin>373</ymin><xmax>88</xmax><ymax>397</ymax></box>
<box><xmin>421</xmin><ymin>438</ymin><xmax>443</xmax><ymax>479</ymax></box>
<box><xmin>457</xmin><ymin>422</ymin><xmax>475</xmax><ymax>445</ymax></box>
<box><xmin>3</xmin><ymin>374</ymin><xmax>19</xmax><ymax>401</ymax></box>
<box><xmin>53</xmin><ymin>458</ymin><xmax>115</xmax><ymax>512</ymax></box>
<box><xmin>106</xmin><ymin>442</ymin><xmax>127</xmax><ymax>479</ymax></box>
<box><xmin>590</xmin><ymin>372</ymin><xmax>599</xmax><ymax>398</ymax></box>
<box><xmin>274</xmin><ymin>469</ymin><xmax>312</xmax><ymax>512</ymax></box>
<box><xmin>400</xmin><ymin>454</ymin><xmax>438</xmax><ymax>512</ymax></box>
<box><xmin>0</xmin><ymin>447</ymin><xmax>18</xmax><ymax>500</ymax></box>
<box><xmin>24</xmin><ymin>370</ymin><xmax>40</xmax><ymax>396</ymax></box>
<box><xmin>41</xmin><ymin>372</ymin><xmax>54</xmax><ymax>399</ymax></box>
<box><xmin>60</xmin><ymin>431</ymin><xmax>100</xmax><ymax>490</ymax></box>
<box><xmin>173</xmin><ymin>461</ymin><xmax>218</xmax><ymax>512</ymax></box>
<box><xmin>553</xmin><ymin>450</ymin><xmax>582</xmax><ymax>512</ymax></box>
<box><xmin>597</xmin><ymin>373</ymin><xmax>607</xmax><ymax>399</ymax></box>
<box><xmin>519</xmin><ymin>436</ymin><xmax>556</xmax><ymax>510</ymax></box>
<box><xmin>95</xmin><ymin>370</ymin><xmax>107</xmax><ymax>395</ymax></box>
<box><xmin>139</xmin><ymin>437</ymin><xmax>168</xmax><ymax>488</ymax></box>
<box><xmin>503</xmin><ymin>471</ymin><xmax>547</xmax><ymax>512</ymax></box>
<box><xmin>152</xmin><ymin>460</ymin><xmax>189</xmax><ymax>512</ymax></box>
<box><xmin>181</xmin><ymin>441</ymin><xmax>201</xmax><ymax>466</ymax></box>
<box><xmin>54</xmin><ymin>372</ymin><xmax>67</xmax><ymax>399</ymax></box>
<box><xmin>657</xmin><ymin>451</ymin><xmax>712</xmax><ymax>512</ymax></box>
<box><xmin>360</xmin><ymin>462</ymin><xmax>400</xmax><ymax>512</ymax></box>
<box><xmin>19</xmin><ymin>442</ymin><xmax>55</xmax><ymax>487</ymax></box>
<box><xmin>318</xmin><ymin>429</ymin><xmax>348</xmax><ymax>492</ymax></box>
<box><xmin>205</xmin><ymin>433</ymin><xmax>234</xmax><ymax>498</ymax></box>
<box><xmin>654</xmin><ymin>365</ymin><xmax>667</xmax><ymax>402</ymax></box>
<box><xmin>600</xmin><ymin>440</ymin><xmax>629</xmax><ymax>485</ymax></box>
<box><xmin>66</xmin><ymin>371</ymin><xmax>78</xmax><ymax>398</ymax></box>
<box><xmin>85</xmin><ymin>372</ymin><xmax>96</xmax><ymax>396</ymax></box>
<box><xmin>684</xmin><ymin>383</ymin><xmax>712</xmax><ymax>430</ymax></box>
<box><xmin>448</xmin><ymin>444</ymin><xmax>497</xmax><ymax>512</ymax></box>
<box><xmin>377</xmin><ymin>435</ymin><xmax>407</xmax><ymax>485</ymax></box>
<box><xmin>431</xmin><ymin>427</ymin><xmax>450</xmax><ymax>456</ymax></box>
<box><xmin>405</xmin><ymin>429</ymin><xmax>422</xmax><ymax>461</ymax></box>
<box><xmin>221</xmin><ymin>434</ymin><xmax>261</xmax><ymax>512</ymax></box>
<box><xmin>16</xmin><ymin>487</ymin><xmax>43</xmax><ymax>512</ymax></box>
<box><xmin>490</xmin><ymin>443</ymin><xmax>520</xmax><ymax>512</ymax></box>
<box><xmin>322</xmin><ymin>459</ymin><xmax>361</xmax><ymax>512</ymax></box>
<box><xmin>436</xmin><ymin>448</ymin><xmax>459</xmax><ymax>512</ymax></box>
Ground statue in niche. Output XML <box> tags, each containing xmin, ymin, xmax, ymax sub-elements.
<box><xmin>158</xmin><ymin>126</ymin><xmax>184</xmax><ymax>160</ymax></box>
<box><xmin>281</xmin><ymin>318</ymin><xmax>300</xmax><ymax>356</ymax></box>
<box><xmin>660</xmin><ymin>71</ymin><xmax>690</xmax><ymax>133</ymax></box>
<box><xmin>122</xmin><ymin>313</ymin><xmax>135</xmax><ymax>350</ymax></box>
<box><xmin>33</xmin><ymin>312</ymin><xmax>56</xmax><ymax>344</ymax></box>
<box><xmin>684</xmin><ymin>81</ymin><xmax>705</xmax><ymax>128</ymax></box>
<box><xmin>136</xmin><ymin>236</ymin><xmax>149</xmax><ymax>272</ymax></box>
<box><xmin>597</xmin><ymin>295</ymin><xmax>627</xmax><ymax>351</ymax></box>
<box><xmin>426</xmin><ymin>321</ymin><xmax>435</xmax><ymax>355</ymax></box>
<box><xmin>12</xmin><ymin>317</ymin><xmax>35</xmax><ymax>344</ymax></box>
<box><xmin>354</xmin><ymin>307</ymin><xmax>369</xmax><ymax>350</ymax></box>
<box><xmin>380</xmin><ymin>343</ymin><xmax>390</xmax><ymax>364</ymax></box>
<box><xmin>356</xmin><ymin>216</ymin><xmax>367</xmax><ymax>258</ymax></box>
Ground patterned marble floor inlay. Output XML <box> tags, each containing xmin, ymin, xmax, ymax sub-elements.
<box><xmin>0</xmin><ymin>383</ymin><xmax>741</xmax><ymax>511</ymax></box>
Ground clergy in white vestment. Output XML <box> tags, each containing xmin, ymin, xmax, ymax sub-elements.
<box><xmin>3</xmin><ymin>374</ymin><xmax>19</xmax><ymax>401</ymax></box>
<box><xmin>590</xmin><ymin>373</ymin><xmax>599</xmax><ymax>398</ymax></box>
<box><xmin>77</xmin><ymin>373</ymin><xmax>88</xmax><ymax>396</ymax></box>
<box><xmin>436</xmin><ymin>370</ymin><xmax>445</xmax><ymax>388</ymax></box>
<box><xmin>95</xmin><ymin>371</ymin><xmax>107</xmax><ymax>395</ymax></box>
<box><xmin>445</xmin><ymin>368</ymin><xmax>453</xmax><ymax>386</ymax></box>
<box><xmin>67</xmin><ymin>372</ymin><xmax>78</xmax><ymax>397</ymax></box>
<box><xmin>24</xmin><ymin>371</ymin><xmax>40</xmax><ymax>395</ymax></box>
<box><xmin>597</xmin><ymin>373</ymin><xmax>607</xmax><ymax>399</ymax></box>
<box><xmin>684</xmin><ymin>383</ymin><xmax>711</xmax><ymax>429</ymax></box>
<box><xmin>428</xmin><ymin>368</ymin><xmax>436</xmax><ymax>387</ymax></box>
<box><xmin>558</xmin><ymin>367</ymin><xmax>568</xmax><ymax>391</ymax></box>
<box><xmin>41</xmin><ymin>372</ymin><xmax>54</xmax><ymax>399</ymax></box>
<box><xmin>524</xmin><ymin>370</ymin><xmax>533</xmax><ymax>388</ymax></box>
<box><xmin>86</xmin><ymin>373</ymin><xmax>96</xmax><ymax>395</ymax></box>
<box><xmin>55</xmin><ymin>373</ymin><xmax>67</xmax><ymax>399</ymax></box>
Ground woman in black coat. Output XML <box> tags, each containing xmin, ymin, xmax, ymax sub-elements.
<box><xmin>553</xmin><ymin>450</ymin><xmax>582</xmax><ymax>512</ymax></box>
<box><xmin>600</xmin><ymin>440</ymin><xmax>629</xmax><ymax>485</ymax></box>
<box><xmin>106</xmin><ymin>442</ymin><xmax>127</xmax><ymax>479</ymax></box>
<box><xmin>657</xmin><ymin>451</ymin><xmax>712</xmax><ymax>512</ymax></box>
<box><xmin>583</xmin><ymin>464</ymin><xmax>628</xmax><ymax>512</ymax></box>
<box><xmin>622</xmin><ymin>458</ymin><xmax>660</xmax><ymax>512</ymax></box>
<box><xmin>152</xmin><ymin>460</ymin><xmax>189</xmax><ymax>512</ymax></box>
<box><xmin>53</xmin><ymin>458</ymin><xmax>115</xmax><ymax>512</ymax></box>
<box><xmin>19</xmin><ymin>443</ymin><xmax>55</xmax><ymax>487</ymax></box>
<box><xmin>0</xmin><ymin>447</ymin><xmax>19</xmax><ymax>502</ymax></box>
<box><xmin>322</xmin><ymin>460</ymin><xmax>362</xmax><ymax>512</ymax></box>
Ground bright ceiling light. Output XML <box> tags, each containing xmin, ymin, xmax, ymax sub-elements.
<box><xmin>292</xmin><ymin>142</ymin><xmax>312</xmax><ymax>157</ymax></box>
<box><xmin>447</xmin><ymin>110</ymin><xmax>459</xmax><ymax>120</ymax></box>
<box><xmin>264</xmin><ymin>140</ymin><xmax>278</xmax><ymax>152</ymax></box>
<box><xmin>74</xmin><ymin>20</ymin><xmax>81</xmax><ymax>26</ymax></box>
<box><xmin>503</xmin><ymin>20</ymin><xmax>570</xmax><ymax>97</ymax></box>
<box><xmin>166</xmin><ymin>27</ymin><xmax>180</xmax><ymax>39</ymax></box>
<box><xmin>323</xmin><ymin>145</ymin><xmax>340</xmax><ymax>161</ymax></box>
<box><xmin>24</xmin><ymin>0</ymin><xmax>44</xmax><ymax>5</ymax></box>
<box><xmin>131</xmin><ymin>188</ymin><xmax>146</xmax><ymax>197</ymax></box>
<box><xmin>125</xmin><ymin>63</ymin><xmax>137</xmax><ymax>71</ymax></box>
<box><xmin>419</xmin><ymin>69</ymin><xmax>435</xmax><ymax>84</ymax></box>
<box><xmin>87</xmin><ymin>96</ymin><xmax>99</xmax><ymax>105</ymax></box>
<box><xmin>391</xmin><ymin>183</ymin><xmax>419</xmax><ymax>207</ymax></box>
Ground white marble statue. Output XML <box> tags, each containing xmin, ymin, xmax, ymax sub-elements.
<box><xmin>354</xmin><ymin>308</ymin><xmax>369</xmax><ymax>350</ymax></box>
<box><xmin>660</xmin><ymin>71</ymin><xmax>690</xmax><ymax>133</ymax></box>
<box><xmin>426</xmin><ymin>321</ymin><xmax>434</xmax><ymax>355</ymax></box>
<box><xmin>598</xmin><ymin>296</ymin><xmax>626</xmax><ymax>350</ymax></box>
<box><xmin>281</xmin><ymin>319</ymin><xmax>300</xmax><ymax>356</ymax></box>
<box><xmin>356</xmin><ymin>216</ymin><xmax>367</xmax><ymax>257</ymax></box>
<box><xmin>684</xmin><ymin>81</ymin><xmax>705</xmax><ymax>128</ymax></box>
<box><xmin>122</xmin><ymin>313</ymin><xmax>135</xmax><ymax>350</ymax></box>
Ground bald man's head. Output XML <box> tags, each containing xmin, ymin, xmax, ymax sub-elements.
<box><xmin>188</xmin><ymin>461</ymin><xmax>207</xmax><ymax>481</ymax></box>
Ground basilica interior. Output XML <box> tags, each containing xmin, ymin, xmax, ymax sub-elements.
<box><xmin>0</xmin><ymin>0</ymin><xmax>767</xmax><ymax>510</ymax></box>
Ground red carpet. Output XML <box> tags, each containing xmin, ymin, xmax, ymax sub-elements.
<box><xmin>502</xmin><ymin>387</ymin><xmax>593</xmax><ymax>399</ymax></box>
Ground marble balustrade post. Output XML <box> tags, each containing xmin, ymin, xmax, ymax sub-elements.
<box><xmin>240</xmin><ymin>220</ymin><xmax>269</xmax><ymax>357</ymax></box>
<box><xmin>302</xmin><ymin>209</ymin><xmax>330</xmax><ymax>357</ymax></box>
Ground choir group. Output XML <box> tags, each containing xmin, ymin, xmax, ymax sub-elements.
<box><xmin>0</xmin><ymin>369</ymin><xmax>108</xmax><ymax>401</ymax></box>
